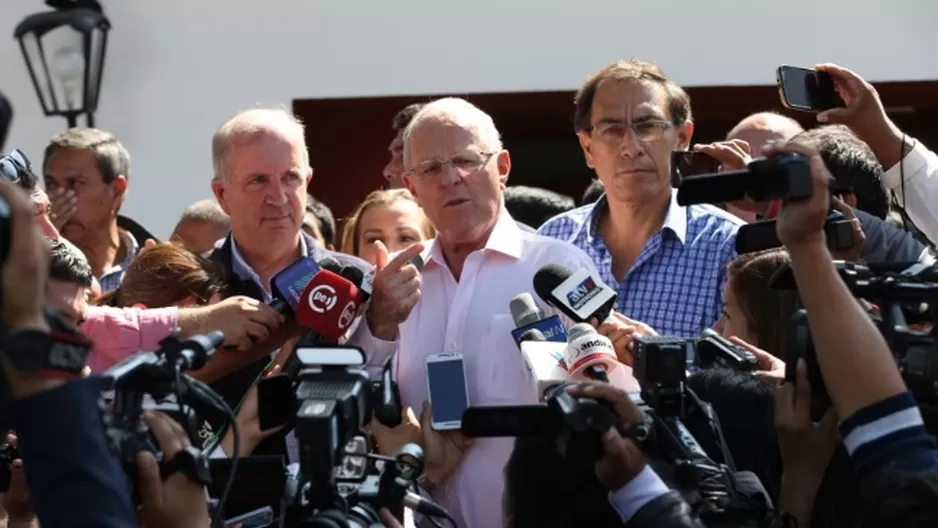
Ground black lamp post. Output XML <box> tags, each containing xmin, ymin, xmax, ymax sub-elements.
<box><xmin>13</xmin><ymin>0</ymin><xmax>110</xmax><ymax>129</ymax></box>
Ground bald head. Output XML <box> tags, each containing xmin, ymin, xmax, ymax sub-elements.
<box><xmin>212</xmin><ymin>108</ymin><xmax>308</xmax><ymax>182</ymax></box>
<box><xmin>727</xmin><ymin>112</ymin><xmax>804</xmax><ymax>155</ymax></box>
<box><xmin>402</xmin><ymin>97</ymin><xmax>503</xmax><ymax>168</ymax></box>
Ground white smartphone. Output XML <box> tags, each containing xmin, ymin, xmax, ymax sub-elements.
<box><xmin>426</xmin><ymin>352</ymin><xmax>470</xmax><ymax>430</ymax></box>
<box><xmin>224</xmin><ymin>505</ymin><xmax>274</xmax><ymax>528</ymax></box>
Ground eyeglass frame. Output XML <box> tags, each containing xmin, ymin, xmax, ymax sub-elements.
<box><xmin>404</xmin><ymin>150</ymin><xmax>498</xmax><ymax>179</ymax></box>
<box><xmin>584</xmin><ymin>118</ymin><xmax>675</xmax><ymax>145</ymax></box>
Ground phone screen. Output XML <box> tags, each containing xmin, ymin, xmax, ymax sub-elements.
<box><xmin>225</xmin><ymin>505</ymin><xmax>274</xmax><ymax>528</ymax></box>
<box><xmin>777</xmin><ymin>66</ymin><xmax>843</xmax><ymax>112</ymax></box>
<box><xmin>427</xmin><ymin>357</ymin><xmax>469</xmax><ymax>426</ymax></box>
<box><xmin>670</xmin><ymin>151</ymin><xmax>721</xmax><ymax>187</ymax></box>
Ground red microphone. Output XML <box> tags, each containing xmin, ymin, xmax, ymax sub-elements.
<box><xmin>295</xmin><ymin>269</ymin><xmax>361</xmax><ymax>341</ymax></box>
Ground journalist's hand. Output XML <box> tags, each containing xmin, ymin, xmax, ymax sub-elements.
<box><xmin>763</xmin><ymin>142</ymin><xmax>832</xmax><ymax>250</ymax></box>
<box><xmin>47</xmin><ymin>188</ymin><xmax>76</xmax><ymax>232</ymax></box>
<box><xmin>201</xmin><ymin>296</ymin><xmax>284</xmax><ymax>351</ymax></box>
<box><xmin>136</xmin><ymin>411</ymin><xmax>210</xmax><ymax>528</ymax></box>
<box><xmin>566</xmin><ymin>383</ymin><xmax>648</xmax><ymax>489</ymax></box>
<box><xmin>366</xmin><ymin>242</ymin><xmax>424</xmax><ymax>340</ymax></box>
<box><xmin>2</xmin><ymin>434</ymin><xmax>33</xmax><ymax>524</ymax></box>
<box><xmin>0</xmin><ymin>179</ymin><xmax>48</xmax><ymax>332</ymax></box>
<box><xmin>814</xmin><ymin>64</ymin><xmax>888</xmax><ymax>133</ymax></box>
<box><xmin>693</xmin><ymin>139</ymin><xmax>752</xmax><ymax>171</ymax></box>
<box><xmin>419</xmin><ymin>402</ymin><xmax>472</xmax><ymax>486</ymax></box>
<box><xmin>370</xmin><ymin>406</ymin><xmax>421</xmax><ymax>456</ymax></box>
<box><xmin>593</xmin><ymin>312</ymin><xmax>658</xmax><ymax>366</ymax></box>
<box><xmin>829</xmin><ymin>197</ymin><xmax>865</xmax><ymax>262</ymax></box>
<box><xmin>728</xmin><ymin>336</ymin><xmax>786</xmax><ymax>384</ymax></box>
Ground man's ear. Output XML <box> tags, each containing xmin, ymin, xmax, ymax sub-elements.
<box><xmin>577</xmin><ymin>131</ymin><xmax>595</xmax><ymax>169</ymax></box>
<box><xmin>676</xmin><ymin>121</ymin><xmax>695</xmax><ymax>150</ymax></box>
<box><xmin>497</xmin><ymin>150</ymin><xmax>511</xmax><ymax>187</ymax></box>
<box><xmin>211</xmin><ymin>180</ymin><xmax>231</xmax><ymax>215</ymax></box>
<box><xmin>111</xmin><ymin>175</ymin><xmax>128</xmax><ymax>212</ymax></box>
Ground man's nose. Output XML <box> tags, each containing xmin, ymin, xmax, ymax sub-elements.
<box><xmin>619</xmin><ymin>129</ymin><xmax>643</xmax><ymax>158</ymax></box>
<box><xmin>264</xmin><ymin>179</ymin><xmax>289</xmax><ymax>205</ymax></box>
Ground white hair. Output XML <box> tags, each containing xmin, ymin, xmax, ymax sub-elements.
<box><xmin>212</xmin><ymin>107</ymin><xmax>308</xmax><ymax>181</ymax></box>
<box><xmin>401</xmin><ymin>97</ymin><xmax>504</xmax><ymax>169</ymax></box>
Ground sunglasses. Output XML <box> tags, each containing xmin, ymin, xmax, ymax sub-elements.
<box><xmin>0</xmin><ymin>149</ymin><xmax>35</xmax><ymax>186</ymax></box>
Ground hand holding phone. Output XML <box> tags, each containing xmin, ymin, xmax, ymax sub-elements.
<box><xmin>777</xmin><ymin>65</ymin><xmax>845</xmax><ymax>112</ymax></box>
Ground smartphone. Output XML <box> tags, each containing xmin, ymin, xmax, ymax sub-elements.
<box><xmin>785</xmin><ymin>310</ymin><xmax>830</xmax><ymax>415</ymax></box>
<box><xmin>426</xmin><ymin>352</ymin><xmax>470</xmax><ymax>430</ymax></box>
<box><xmin>670</xmin><ymin>150</ymin><xmax>721</xmax><ymax>188</ymax></box>
<box><xmin>776</xmin><ymin>65</ymin><xmax>844</xmax><ymax>112</ymax></box>
<box><xmin>225</xmin><ymin>505</ymin><xmax>274</xmax><ymax>528</ymax></box>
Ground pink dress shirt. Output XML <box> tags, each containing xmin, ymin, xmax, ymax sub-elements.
<box><xmin>81</xmin><ymin>305</ymin><xmax>180</xmax><ymax>372</ymax></box>
<box><xmin>390</xmin><ymin>211</ymin><xmax>605</xmax><ymax>528</ymax></box>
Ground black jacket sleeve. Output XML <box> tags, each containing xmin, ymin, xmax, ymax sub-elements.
<box><xmin>625</xmin><ymin>491</ymin><xmax>705</xmax><ymax>528</ymax></box>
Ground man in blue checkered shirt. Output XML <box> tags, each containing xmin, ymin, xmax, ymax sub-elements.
<box><xmin>539</xmin><ymin>59</ymin><xmax>744</xmax><ymax>337</ymax></box>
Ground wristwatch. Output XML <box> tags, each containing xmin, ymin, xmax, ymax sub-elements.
<box><xmin>1</xmin><ymin>310</ymin><xmax>91</xmax><ymax>379</ymax></box>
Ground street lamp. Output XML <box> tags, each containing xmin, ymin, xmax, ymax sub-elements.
<box><xmin>13</xmin><ymin>0</ymin><xmax>110</xmax><ymax>129</ymax></box>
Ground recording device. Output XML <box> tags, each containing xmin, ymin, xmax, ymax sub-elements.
<box><xmin>509</xmin><ymin>292</ymin><xmax>568</xmax><ymax>345</ymax></box>
<box><xmin>671</xmin><ymin>150</ymin><xmax>721</xmax><ymax>188</ymax></box>
<box><xmin>776</xmin><ymin>65</ymin><xmax>844</xmax><ymax>112</ymax></box>
<box><xmin>564</xmin><ymin>323</ymin><xmax>617</xmax><ymax>382</ymax></box>
<box><xmin>252</xmin><ymin>346</ymin><xmax>451</xmax><ymax>526</ymax></box>
<box><xmin>533</xmin><ymin>264</ymin><xmax>617</xmax><ymax>323</ymax></box>
<box><xmin>676</xmin><ymin>153</ymin><xmax>812</xmax><ymax>207</ymax></box>
<box><xmin>269</xmin><ymin>256</ymin><xmax>361</xmax><ymax>342</ymax></box>
<box><xmin>736</xmin><ymin>211</ymin><xmax>855</xmax><ymax>254</ymax></box>
<box><xmin>100</xmin><ymin>330</ymin><xmax>227</xmax><ymax>522</ymax></box>
<box><xmin>773</xmin><ymin>261</ymin><xmax>938</xmax><ymax>403</ymax></box>
<box><xmin>517</xmin><ymin>329</ymin><xmax>571</xmax><ymax>399</ymax></box>
<box><xmin>426</xmin><ymin>351</ymin><xmax>470</xmax><ymax>430</ymax></box>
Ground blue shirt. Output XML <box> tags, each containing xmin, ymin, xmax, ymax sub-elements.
<box><xmin>538</xmin><ymin>191</ymin><xmax>742</xmax><ymax>337</ymax></box>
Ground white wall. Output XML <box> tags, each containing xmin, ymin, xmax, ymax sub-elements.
<box><xmin>3</xmin><ymin>0</ymin><xmax>937</xmax><ymax>237</ymax></box>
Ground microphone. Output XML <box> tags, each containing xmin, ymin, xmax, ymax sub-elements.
<box><xmin>509</xmin><ymin>293</ymin><xmax>568</xmax><ymax>346</ymax></box>
<box><xmin>533</xmin><ymin>264</ymin><xmax>617</xmax><ymax>324</ymax></box>
<box><xmin>563</xmin><ymin>323</ymin><xmax>618</xmax><ymax>382</ymax></box>
<box><xmin>517</xmin><ymin>328</ymin><xmax>571</xmax><ymax>400</ymax></box>
<box><xmin>337</xmin><ymin>265</ymin><xmax>373</xmax><ymax>304</ymax></box>
<box><xmin>318</xmin><ymin>256</ymin><xmax>343</xmax><ymax>273</ymax></box>
<box><xmin>294</xmin><ymin>269</ymin><xmax>361</xmax><ymax>341</ymax></box>
<box><xmin>404</xmin><ymin>490</ymin><xmax>450</xmax><ymax>519</ymax></box>
<box><xmin>269</xmin><ymin>257</ymin><xmax>323</xmax><ymax>316</ymax></box>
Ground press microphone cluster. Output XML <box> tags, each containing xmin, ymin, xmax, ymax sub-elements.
<box><xmin>533</xmin><ymin>264</ymin><xmax>617</xmax><ymax>324</ymax></box>
<box><xmin>269</xmin><ymin>256</ymin><xmax>365</xmax><ymax>342</ymax></box>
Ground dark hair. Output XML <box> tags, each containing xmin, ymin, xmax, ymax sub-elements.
<box><xmin>686</xmin><ymin>368</ymin><xmax>782</xmax><ymax>502</ymax></box>
<box><xmin>505</xmin><ymin>435</ymin><xmax>621</xmax><ymax>527</ymax></box>
<box><xmin>789</xmin><ymin>125</ymin><xmax>889</xmax><ymax>219</ymax></box>
<box><xmin>48</xmin><ymin>237</ymin><xmax>93</xmax><ymax>287</ymax></box>
<box><xmin>96</xmin><ymin>243</ymin><xmax>224</xmax><ymax>308</ymax></box>
<box><xmin>43</xmin><ymin>128</ymin><xmax>130</xmax><ymax>185</ymax></box>
<box><xmin>391</xmin><ymin>103</ymin><xmax>426</xmax><ymax>132</ymax></box>
<box><xmin>306</xmin><ymin>195</ymin><xmax>336</xmax><ymax>247</ymax></box>
<box><xmin>574</xmin><ymin>59</ymin><xmax>692</xmax><ymax>133</ymax></box>
<box><xmin>581</xmin><ymin>178</ymin><xmax>605</xmax><ymax>205</ymax></box>
<box><xmin>727</xmin><ymin>250</ymin><xmax>799</xmax><ymax>359</ymax></box>
<box><xmin>503</xmin><ymin>186</ymin><xmax>575</xmax><ymax>229</ymax></box>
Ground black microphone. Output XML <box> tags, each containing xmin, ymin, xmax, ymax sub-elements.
<box><xmin>533</xmin><ymin>264</ymin><xmax>617</xmax><ymax>323</ymax></box>
<box><xmin>318</xmin><ymin>256</ymin><xmax>343</xmax><ymax>273</ymax></box>
<box><xmin>338</xmin><ymin>265</ymin><xmax>373</xmax><ymax>303</ymax></box>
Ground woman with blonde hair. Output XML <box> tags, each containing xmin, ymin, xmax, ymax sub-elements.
<box><xmin>341</xmin><ymin>189</ymin><xmax>434</xmax><ymax>265</ymax></box>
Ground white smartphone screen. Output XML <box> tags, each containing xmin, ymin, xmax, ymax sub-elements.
<box><xmin>426</xmin><ymin>356</ymin><xmax>469</xmax><ymax>428</ymax></box>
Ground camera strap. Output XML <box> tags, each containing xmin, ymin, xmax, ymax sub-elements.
<box><xmin>160</xmin><ymin>444</ymin><xmax>212</xmax><ymax>486</ymax></box>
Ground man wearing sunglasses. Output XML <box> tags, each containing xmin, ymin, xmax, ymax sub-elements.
<box><xmin>0</xmin><ymin>149</ymin><xmax>59</xmax><ymax>239</ymax></box>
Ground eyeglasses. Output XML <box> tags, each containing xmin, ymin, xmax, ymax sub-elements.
<box><xmin>0</xmin><ymin>149</ymin><xmax>35</xmax><ymax>186</ymax></box>
<box><xmin>588</xmin><ymin>120</ymin><xmax>672</xmax><ymax>145</ymax></box>
<box><xmin>406</xmin><ymin>151</ymin><xmax>496</xmax><ymax>179</ymax></box>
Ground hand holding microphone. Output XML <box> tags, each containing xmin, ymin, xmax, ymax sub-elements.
<box><xmin>593</xmin><ymin>312</ymin><xmax>658</xmax><ymax>366</ymax></box>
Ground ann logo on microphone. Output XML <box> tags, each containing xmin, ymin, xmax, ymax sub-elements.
<box><xmin>566</xmin><ymin>276</ymin><xmax>601</xmax><ymax>311</ymax></box>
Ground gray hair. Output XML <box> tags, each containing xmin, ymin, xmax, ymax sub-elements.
<box><xmin>402</xmin><ymin>97</ymin><xmax>503</xmax><ymax>169</ymax></box>
<box><xmin>178</xmin><ymin>199</ymin><xmax>230</xmax><ymax>228</ymax></box>
<box><xmin>43</xmin><ymin>128</ymin><xmax>130</xmax><ymax>184</ymax></box>
<box><xmin>211</xmin><ymin>108</ymin><xmax>308</xmax><ymax>182</ymax></box>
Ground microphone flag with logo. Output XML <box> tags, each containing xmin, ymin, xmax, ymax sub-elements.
<box><xmin>533</xmin><ymin>264</ymin><xmax>617</xmax><ymax>324</ymax></box>
<box><xmin>270</xmin><ymin>257</ymin><xmax>323</xmax><ymax>316</ymax></box>
<box><xmin>295</xmin><ymin>269</ymin><xmax>361</xmax><ymax>341</ymax></box>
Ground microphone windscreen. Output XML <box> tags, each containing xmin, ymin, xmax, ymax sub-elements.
<box><xmin>533</xmin><ymin>264</ymin><xmax>572</xmax><ymax>302</ymax></box>
<box><xmin>519</xmin><ymin>329</ymin><xmax>546</xmax><ymax>342</ymax></box>
<box><xmin>510</xmin><ymin>293</ymin><xmax>544</xmax><ymax>328</ymax></box>
<box><xmin>295</xmin><ymin>269</ymin><xmax>361</xmax><ymax>341</ymax></box>
<box><xmin>566</xmin><ymin>323</ymin><xmax>594</xmax><ymax>342</ymax></box>
<box><xmin>270</xmin><ymin>257</ymin><xmax>322</xmax><ymax>314</ymax></box>
<box><xmin>318</xmin><ymin>256</ymin><xmax>343</xmax><ymax>273</ymax></box>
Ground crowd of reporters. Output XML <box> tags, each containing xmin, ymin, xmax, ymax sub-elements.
<box><xmin>0</xmin><ymin>56</ymin><xmax>937</xmax><ymax>528</ymax></box>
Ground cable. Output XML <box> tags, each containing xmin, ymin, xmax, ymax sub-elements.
<box><xmin>186</xmin><ymin>376</ymin><xmax>239</xmax><ymax>528</ymax></box>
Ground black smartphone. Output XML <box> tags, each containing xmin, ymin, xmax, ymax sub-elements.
<box><xmin>670</xmin><ymin>150</ymin><xmax>721</xmax><ymax>188</ymax></box>
<box><xmin>776</xmin><ymin>65</ymin><xmax>844</xmax><ymax>112</ymax></box>
<box><xmin>785</xmin><ymin>310</ymin><xmax>830</xmax><ymax>416</ymax></box>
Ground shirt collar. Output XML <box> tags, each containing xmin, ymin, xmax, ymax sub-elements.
<box><xmin>585</xmin><ymin>189</ymin><xmax>688</xmax><ymax>245</ymax></box>
<box><xmin>231</xmin><ymin>234</ymin><xmax>309</xmax><ymax>289</ymax></box>
<box><xmin>102</xmin><ymin>229</ymin><xmax>139</xmax><ymax>277</ymax></box>
<box><xmin>423</xmin><ymin>208</ymin><xmax>522</xmax><ymax>268</ymax></box>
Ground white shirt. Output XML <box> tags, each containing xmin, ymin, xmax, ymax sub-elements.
<box><xmin>379</xmin><ymin>210</ymin><xmax>604</xmax><ymax>528</ymax></box>
<box><xmin>882</xmin><ymin>137</ymin><xmax>938</xmax><ymax>244</ymax></box>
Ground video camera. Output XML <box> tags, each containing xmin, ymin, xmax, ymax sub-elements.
<box><xmin>772</xmin><ymin>261</ymin><xmax>938</xmax><ymax>404</ymax></box>
<box><xmin>633</xmin><ymin>330</ymin><xmax>760</xmax><ymax>385</ymax></box>
<box><xmin>100</xmin><ymin>330</ymin><xmax>225</xmax><ymax>514</ymax></box>
<box><xmin>249</xmin><ymin>346</ymin><xmax>443</xmax><ymax>527</ymax></box>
